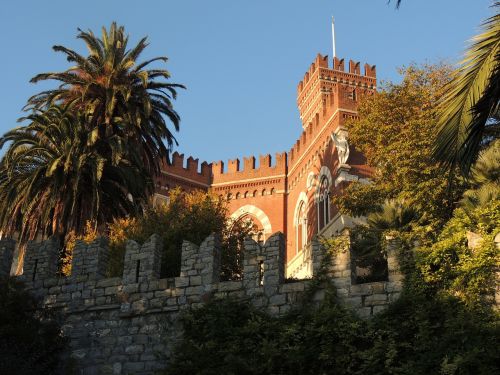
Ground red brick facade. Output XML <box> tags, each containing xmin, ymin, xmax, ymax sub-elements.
<box><xmin>155</xmin><ymin>54</ymin><xmax>376</xmax><ymax>265</ymax></box>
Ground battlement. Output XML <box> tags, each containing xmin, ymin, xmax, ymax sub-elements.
<box><xmin>0</xmin><ymin>233</ymin><xmax>403</xmax><ymax>374</ymax></box>
<box><xmin>287</xmin><ymin>111</ymin><xmax>331</xmax><ymax>168</ymax></box>
<box><xmin>0</xmin><ymin>233</ymin><xmax>403</xmax><ymax>314</ymax></box>
<box><xmin>157</xmin><ymin>152</ymin><xmax>212</xmax><ymax>192</ymax></box>
<box><xmin>297</xmin><ymin>54</ymin><xmax>376</xmax><ymax>95</ymax></box>
<box><xmin>212</xmin><ymin>152</ymin><xmax>287</xmax><ymax>183</ymax></box>
<box><xmin>168</xmin><ymin>152</ymin><xmax>211</xmax><ymax>177</ymax></box>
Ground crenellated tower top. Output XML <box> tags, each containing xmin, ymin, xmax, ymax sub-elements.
<box><xmin>297</xmin><ymin>54</ymin><xmax>376</xmax><ymax>129</ymax></box>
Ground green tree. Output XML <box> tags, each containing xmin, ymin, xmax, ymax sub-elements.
<box><xmin>26</xmin><ymin>22</ymin><xmax>184</xmax><ymax>177</ymax></box>
<box><xmin>0</xmin><ymin>105</ymin><xmax>146</xmax><ymax>267</ymax></box>
<box><xmin>333</xmin><ymin>65</ymin><xmax>463</xmax><ymax>233</ymax></box>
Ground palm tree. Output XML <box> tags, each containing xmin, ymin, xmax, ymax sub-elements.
<box><xmin>0</xmin><ymin>105</ymin><xmax>147</xmax><ymax>249</ymax></box>
<box><xmin>350</xmin><ymin>200</ymin><xmax>417</xmax><ymax>273</ymax></box>
<box><xmin>460</xmin><ymin>140</ymin><xmax>499</xmax><ymax>213</ymax></box>
<box><xmin>367</xmin><ymin>199</ymin><xmax>418</xmax><ymax>233</ymax></box>
<box><xmin>26</xmin><ymin>22</ymin><xmax>184</xmax><ymax>176</ymax></box>
<box><xmin>433</xmin><ymin>3</ymin><xmax>500</xmax><ymax>175</ymax></box>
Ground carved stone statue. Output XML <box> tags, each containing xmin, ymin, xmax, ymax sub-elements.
<box><xmin>331</xmin><ymin>130</ymin><xmax>350</xmax><ymax>165</ymax></box>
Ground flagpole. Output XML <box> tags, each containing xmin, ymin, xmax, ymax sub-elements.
<box><xmin>331</xmin><ymin>16</ymin><xmax>336</xmax><ymax>58</ymax></box>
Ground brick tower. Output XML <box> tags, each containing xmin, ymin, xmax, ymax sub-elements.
<box><xmin>156</xmin><ymin>53</ymin><xmax>377</xmax><ymax>278</ymax></box>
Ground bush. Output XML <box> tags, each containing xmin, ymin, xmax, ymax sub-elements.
<box><xmin>417</xmin><ymin>199</ymin><xmax>500</xmax><ymax>308</ymax></box>
<box><xmin>0</xmin><ymin>277</ymin><xmax>70</xmax><ymax>375</ymax></box>
<box><xmin>107</xmin><ymin>188</ymin><xmax>255</xmax><ymax>278</ymax></box>
<box><xmin>162</xmin><ymin>297</ymin><xmax>369</xmax><ymax>375</ymax></box>
<box><xmin>164</xmin><ymin>289</ymin><xmax>499</xmax><ymax>375</ymax></box>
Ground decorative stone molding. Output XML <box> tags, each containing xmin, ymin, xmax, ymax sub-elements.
<box><xmin>230</xmin><ymin>204</ymin><xmax>272</xmax><ymax>235</ymax></box>
<box><xmin>306</xmin><ymin>171</ymin><xmax>317</xmax><ymax>191</ymax></box>
<box><xmin>293</xmin><ymin>192</ymin><xmax>309</xmax><ymax>226</ymax></box>
<box><xmin>334</xmin><ymin>164</ymin><xmax>360</xmax><ymax>187</ymax></box>
<box><xmin>331</xmin><ymin>126</ymin><xmax>350</xmax><ymax>165</ymax></box>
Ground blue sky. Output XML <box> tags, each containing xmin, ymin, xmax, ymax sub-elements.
<box><xmin>0</xmin><ymin>0</ymin><xmax>494</xmax><ymax>163</ymax></box>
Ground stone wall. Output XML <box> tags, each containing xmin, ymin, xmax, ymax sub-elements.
<box><xmin>0</xmin><ymin>233</ymin><xmax>403</xmax><ymax>375</ymax></box>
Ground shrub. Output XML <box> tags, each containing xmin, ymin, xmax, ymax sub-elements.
<box><xmin>0</xmin><ymin>277</ymin><xmax>70</xmax><ymax>375</ymax></box>
<box><xmin>164</xmin><ymin>289</ymin><xmax>499</xmax><ymax>375</ymax></box>
<box><xmin>107</xmin><ymin>188</ymin><xmax>255</xmax><ymax>278</ymax></box>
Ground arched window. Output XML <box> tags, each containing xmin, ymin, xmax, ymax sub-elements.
<box><xmin>235</xmin><ymin>192</ymin><xmax>241</xmax><ymax>199</ymax></box>
<box><xmin>244</xmin><ymin>191</ymin><xmax>249</xmax><ymax>198</ymax></box>
<box><xmin>270</xmin><ymin>188</ymin><xmax>275</xmax><ymax>195</ymax></box>
<box><xmin>252</xmin><ymin>190</ymin><xmax>258</xmax><ymax>197</ymax></box>
<box><xmin>296</xmin><ymin>201</ymin><xmax>307</xmax><ymax>254</ymax></box>
<box><xmin>318</xmin><ymin>176</ymin><xmax>330</xmax><ymax>231</ymax></box>
<box><xmin>261</xmin><ymin>189</ymin><xmax>266</xmax><ymax>196</ymax></box>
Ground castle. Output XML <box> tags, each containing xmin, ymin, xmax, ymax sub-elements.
<box><xmin>0</xmin><ymin>53</ymin><xmax>405</xmax><ymax>375</ymax></box>
<box><xmin>154</xmin><ymin>54</ymin><xmax>377</xmax><ymax>277</ymax></box>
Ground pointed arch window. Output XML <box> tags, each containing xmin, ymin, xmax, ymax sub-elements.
<box><xmin>318</xmin><ymin>176</ymin><xmax>330</xmax><ymax>231</ymax></box>
<box><xmin>296</xmin><ymin>201</ymin><xmax>307</xmax><ymax>254</ymax></box>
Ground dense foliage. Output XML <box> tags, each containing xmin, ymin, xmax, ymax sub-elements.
<box><xmin>0</xmin><ymin>105</ymin><xmax>146</xmax><ymax>251</ymax></box>
<box><xmin>418</xmin><ymin>195</ymin><xmax>499</xmax><ymax>308</ymax></box>
<box><xmin>333</xmin><ymin>65</ymin><xmax>464</xmax><ymax>232</ymax></box>
<box><xmin>164</xmin><ymin>286</ymin><xmax>499</xmax><ymax>375</ymax></box>
<box><xmin>0</xmin><ymin>277</ymin><xmax>70</xmax><ymax>375</ymax></box>
<box><xmin>105</xmin><ymin>188</ymin><xmax>255</xmax><ymax>278</ymax></box>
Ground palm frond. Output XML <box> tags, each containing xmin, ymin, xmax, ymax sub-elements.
<box><xmin>433</xmin><ymin>4</ymin><xmax>500</xmax><ymax>175</ymax></box>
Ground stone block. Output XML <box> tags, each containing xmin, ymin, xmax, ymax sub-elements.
<box><xmin>344</xmin><ymin>296</ymin><xmax>362</xmax><ymax>308</ymax></box>
<box><xmin>388</xmin><ymin>272</ymin><xmax>405</xmax><ymax>282</ymax></box>
<box><xmin>269</xmin><ymin>294</ymin><xmax>287</xmax><ymax>306</ymax></box>
<box><xmin>372</xmin><ymin>305</ymin><xmax>387</xmax><ymax>315</ymax></box>
<box><xmin>336</xmin><ymin>288</ymin><xmax>349</xmax><ymax>298</ymax></box>
<box><xmin>154</xmin><ymin>290</ymin><xmax>171</xmax><ymax>298</ymax></box>
<box><xmin>268</xmin><ymin>305</ymin><xmax>280</xmax><ymax>315</ymax></box>
<box><xmin>189</xmin><ymin>275</ymin><xmax>202</xmax><ymax>286</ymax></box>
<box><xmin>388</xmin><ymin>292</ymin><xmax>401</xmax><ymax>302</ymax></box>
<box><xmin>105</xmin><ymin>286</ymin><xmax>121</xmax><ymax>295</ymax></box>
<box><xmin>185</xmin><ymin>286</ymin><xmax>204</xmax><ymax>295</ymax></box>
<box><xmin>96</xmin><ymin>278</ymin><xmax>121</xmax><ymax>288</ymax></box>
<box><xmin>364</xmin><ymin>293</ymin><xmax>388</xmax><ymax>306</ymax></box>
<box><xmin>313</xmin><ymin>289</ymin><xmax>325</xmax><ymax>302</ymax></box>
<box><xmin>385</xmin><ymin>281</ymin><xmax>403</xmax><ymax>293</ymax></box>
<box><xmin>218</xmin><ymin>281</ymin><xmax>242</xmax><ymax>292</ymax></box>
<box><xmin>123</xmin><ymin>362</ymin><xmax>145</xmax><ymax>372</ymax></box>
<box><xmin>357</xmin><ymin>306</ymin><xmax>372</xmax><ymax>319</ymax></box>
<box><xmin>175</xmin><ymin>276</ymin><xmax>189</xmax><ymax>288</ymax></box>
<box><xmin>279</xmin><ymin>282</ymin><xmax>305</xmax><ymax>293</ymax></box>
